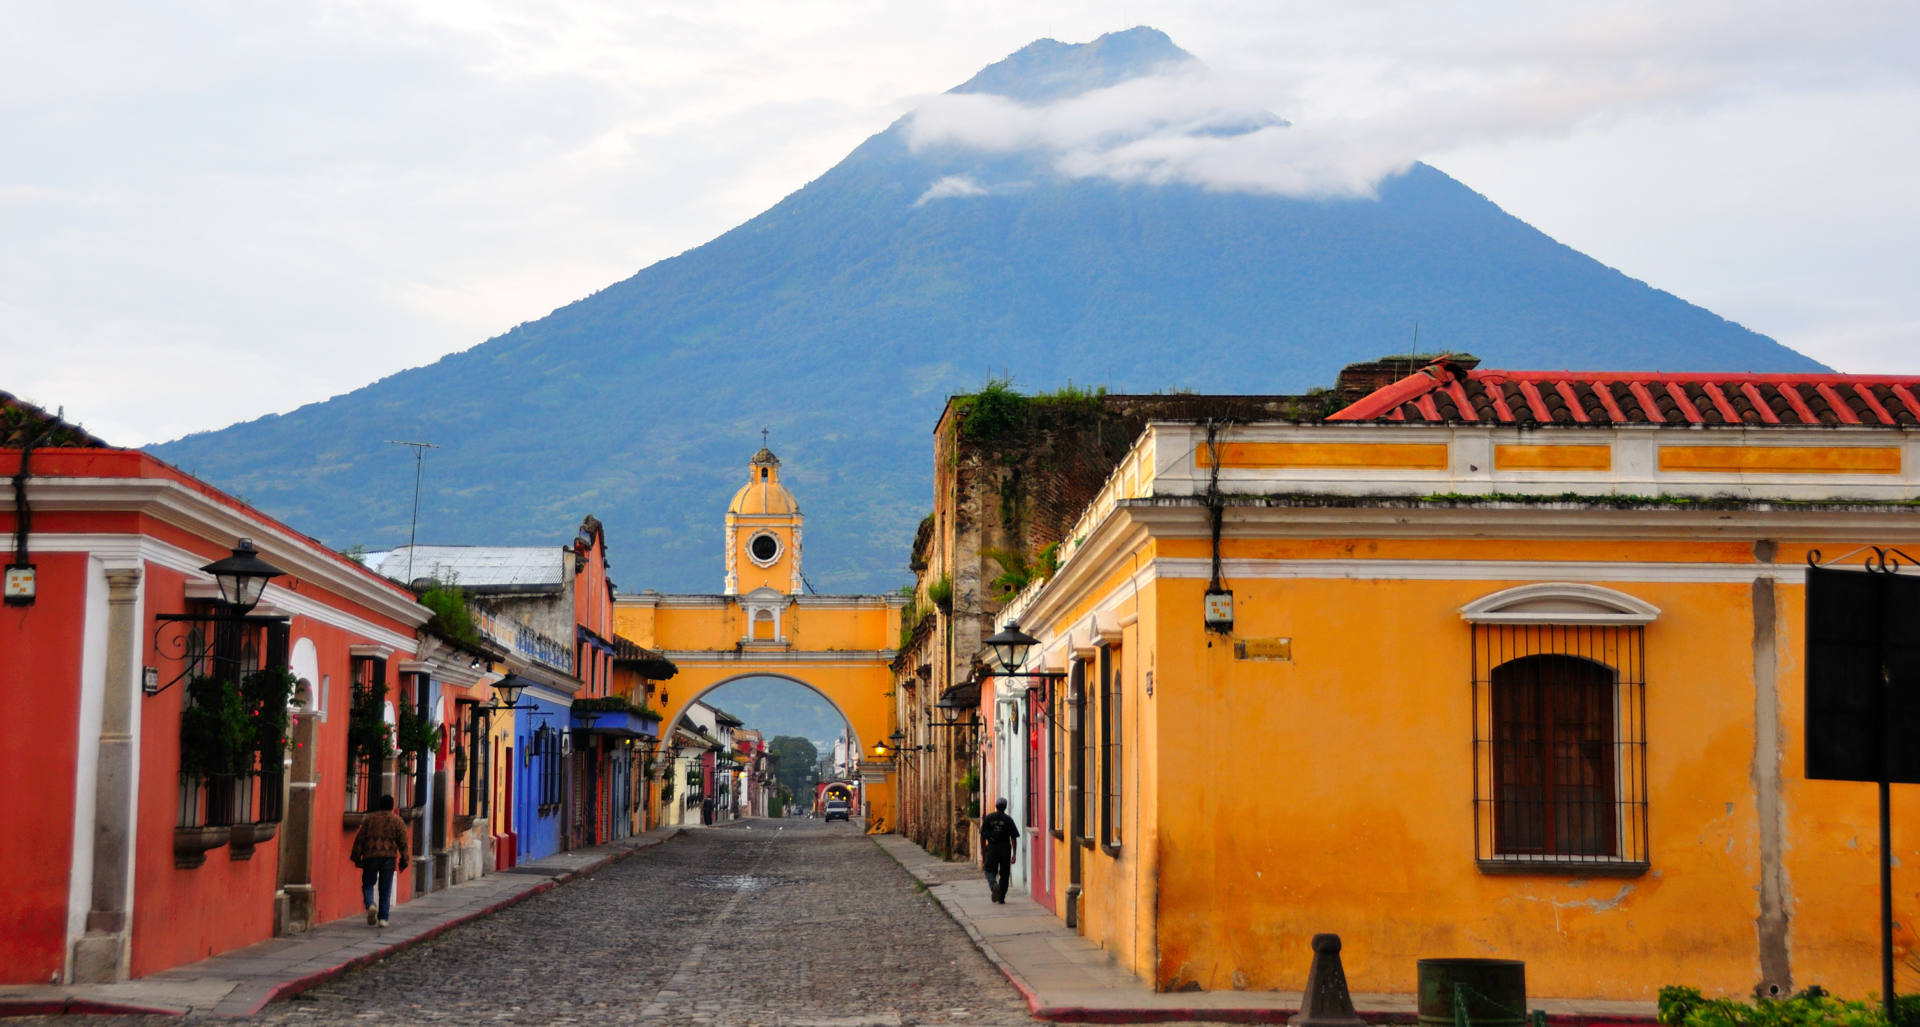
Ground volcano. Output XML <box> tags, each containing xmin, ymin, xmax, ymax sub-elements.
<box><xmin>149</xmin><ymin>27</ymin><xmax>1825</xmax><ymax>592</ymax></box>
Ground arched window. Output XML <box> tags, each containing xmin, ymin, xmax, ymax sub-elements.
<box><xmin>1465</xmin><ymin>584</ymin><xmax>1652</xmax><ymax>873</ymax></box>
<box><xmin>1492</xmin><ymin>654</ymin><xmax>1616</xmax><ymax>857</ymax></box>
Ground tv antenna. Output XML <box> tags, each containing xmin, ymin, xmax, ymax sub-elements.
<box><xmin>387</xmin><ymin>440</ymin><xmax>439</xmax><ymax>585</ymax></box>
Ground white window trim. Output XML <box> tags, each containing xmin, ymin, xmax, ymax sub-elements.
<box><xmin>1459</xmin><ymin>582</ymin><xmax>1660</xmax><ymax>626</ymax></box>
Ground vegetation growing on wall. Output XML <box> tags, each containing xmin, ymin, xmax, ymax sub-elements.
<box><xmin>419</xmin><ymin>577</ymin><xmax>482</xmax><ymax>647</ymax></box>
<box><xmin>572</xmin><ymin>695</ymin><xmax>664</xmax><ymax>721</ymax></box>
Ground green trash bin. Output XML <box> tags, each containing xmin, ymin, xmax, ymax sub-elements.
<box><xmin>1416</xmin><ymin>958</ymin><xmax>1527</xmax><ymax>1027</ymax></box>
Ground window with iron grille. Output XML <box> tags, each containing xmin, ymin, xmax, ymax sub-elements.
<box><xmin>1024</xmin><ymin>689</ymin><xmax>1039</xmax><ymax>831</ymax></box>
<box><xmin>1473</xmin><ymin>622</ymin><xmax>1648</xmax><ymax>873</ymax></box>
<box><xmin>1051</xmin><ymin>667</ymin><xmax>1070</xmax><ymax>838</ymax></box>
<box><xmin>454</xmin><ymin>699</ymin><xmax>480</xmax><ymax>817</ymax></box>
<box><xmin>345</xmin><ymin>656</ymin><xmax>385</xmax><ymax>813</ymax></box>
<box><xmin>1100</xmin><ymin>645</ymin><xmax>1122</xmax><ymax>854</ymax></box>
<box><xmin>1074</xmin><ymin>659</ymin><xmax>1093</xmax><ymax>847</ymax></box>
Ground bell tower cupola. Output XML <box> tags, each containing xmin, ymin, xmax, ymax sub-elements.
<box><xmin>724</xmin><ymin>445</ymin><xmax>802</xmax><ymax>599</ymax></box>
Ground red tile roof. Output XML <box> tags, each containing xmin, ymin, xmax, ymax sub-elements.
<box><xmin>1328</xmin><ymin>360</ymin><xmax>1920</xmax><ymax>427</ymax></box>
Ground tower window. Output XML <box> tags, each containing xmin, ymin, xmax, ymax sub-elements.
<box><xmin>748</xmin><ymin>532</ymin><xmax>781</xmax><ymax>565</ymax></box>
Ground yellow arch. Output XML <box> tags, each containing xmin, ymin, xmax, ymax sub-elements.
<box><xmin>614</xmin><ymin>594</ymin><xmax>906</xmax><ymax>825</ymax></box>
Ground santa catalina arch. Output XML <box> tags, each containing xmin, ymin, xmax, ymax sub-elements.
<box><xmin>613</xmin><ymin>447</ymin><xmax>905</xmax><ymax>818</ymax></box>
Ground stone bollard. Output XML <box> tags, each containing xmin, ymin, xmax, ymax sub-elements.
<box><xmin>1289</xmin><ymin>933</ymin><xmax>1369</xmax><ymax>1027</ymax></box>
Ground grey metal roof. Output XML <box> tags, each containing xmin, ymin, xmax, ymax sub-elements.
<box><xmin>371</xmin><ymin>545</ymin><xmax>565</xmax><ymax>590</ymax></box>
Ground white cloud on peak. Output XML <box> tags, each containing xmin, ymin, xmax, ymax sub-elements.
<box><xmin>913</xmin><ymin>174</ymin><xmax>990</xmax><ymax>206</ymax></box>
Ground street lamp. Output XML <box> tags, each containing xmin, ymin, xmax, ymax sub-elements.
<box><xmin>982</xmin><ymin>621</ymin><xmax>1038</xmax><ymax>675</ymax></box>
<box><xmin>490</xmin><ymin>675</ymin><xmax>528</xmax><ymax>711</ymax></box>
<box><xmin>144</xmin><ymin>539</ymin><xmax>289</xmax><ymax>697</ymax></box>
<box><xmin>202</xmin><ymin>539</ymin><xmax>286</xmax><ymax>614</ymax></box>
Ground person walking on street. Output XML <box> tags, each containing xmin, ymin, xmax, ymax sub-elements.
<box><xmin>701</xmin><ymin>795</ymin><xmax>716</xmax><ymax>826</ymax></box>
<box><xmin>980</xmin><ymin>797</ymin><xmax>1019</xmax><ymax>903</ymax></box>
<box><xmin>350</xmin><ymin>794</ymin><xmax>409</xmax><ymax>927</ymax></box>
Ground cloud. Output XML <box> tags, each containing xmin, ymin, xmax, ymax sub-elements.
<box><xmin>913</xmin><ymin>175</ymin><xmax>989</xmax><ymax>206</ymax></box>
<box><xmin>902</xmin><ymin>2</ymin><xmax>1920</xmax><ymax>200</ymax></box>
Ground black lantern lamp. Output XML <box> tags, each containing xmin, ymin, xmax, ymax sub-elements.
<box><xmin>203</xmin><ymin>539</ymin><xmax>285</xmax><ymax>614</ymax></box>
<box><xmin>983</xmin><ymin>621</ymin><xmax>1038</xmax><ymax>674</ymax></box>
<box><xmin>144</xmin><ymin>539</ymin><xmax>289</xmax><ymax>698</ymax></box>
<box><xmin>490</xmin><ymin>675</ymin><xmax>528</xmax><ymax>711</ymax></box>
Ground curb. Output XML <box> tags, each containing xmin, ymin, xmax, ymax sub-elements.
<box><xmin>871</xmin><ymin>837</ymin><xmax>1662</xmax><ymax>1027</ymax></box>
<box><xmin>0</xmin><ymin>998</ymin><xmax>188</xmax><ymax>1018</ymax></box>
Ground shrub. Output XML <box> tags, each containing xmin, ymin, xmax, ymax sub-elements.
<box><xmin>1658</xmin><ymin>986</ymin><xmax>1894</xmax><ymax>1027</ymax></box>
<box><xmin>927</xmin><ymin>575</ymin><xmax>954</xmax><ymax>611</ymax></box>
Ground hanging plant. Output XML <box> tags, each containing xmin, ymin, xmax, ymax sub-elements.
<box><xmin>395</xmin><ymin>700</ymin><xmax>442</xmax><ymax>756</ymax></box>
<box><xmin>179</xmin><ymin>675</ymin><xmax>249</xmax><ymax>778</ymax></box>
<box><xmin>240</xmin><ymin>667</ymin><xmax>296</xmax><ymax>760</ymax></box>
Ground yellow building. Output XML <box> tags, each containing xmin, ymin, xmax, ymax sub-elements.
<box><xmin>986</xmin><ymin>363</ymin><xmax>1920</xmax><ymax>1002</ymax></box>
<box><xmin>615</xmin><ymin>447</ymin><xmax>906</xmax><ymax>823</ymax></box>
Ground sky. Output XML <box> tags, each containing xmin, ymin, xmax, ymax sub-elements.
<box><xmin>5</xmin><ymin>1</ymin><xmax>1917</xmax><ymax>447</ymax></box>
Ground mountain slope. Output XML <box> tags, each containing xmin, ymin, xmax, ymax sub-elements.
<box><xmin>149</xmin><ymin>27</ymin><xmax>1826</xmax><ymax>593</ymax></box>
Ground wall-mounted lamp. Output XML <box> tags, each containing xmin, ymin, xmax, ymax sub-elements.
<box><xmin>144</xmin><ymin>539</ymin><xmax>289</xmax><ymax>698</ymax></box>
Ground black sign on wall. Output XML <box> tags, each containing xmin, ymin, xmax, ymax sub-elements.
<box><xmin>1805</xmin><ymin>565</ymin><xmax>1920</xmax><ymax>784</ymax></box>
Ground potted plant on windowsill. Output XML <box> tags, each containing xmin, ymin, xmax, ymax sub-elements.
<box><xmin>230</xmin><ymin>667</ymin><xmax>297</xmax><ymax>857</ymax></box>
<box><xmin>177</xmin><ymin>675</ymin><xmax>248</xmax><ymax>867</ymax></box>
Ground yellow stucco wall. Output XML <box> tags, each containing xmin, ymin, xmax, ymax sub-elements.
<box><xmin>1019</xmin><ymin>530</ymin><xmax>1920</xmax><ymax>1001</ymax></box>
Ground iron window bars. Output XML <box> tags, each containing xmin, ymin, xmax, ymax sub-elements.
<box><xmin>1472</xmin><ymin>622</ymin><xmax>1649</xmax><ymax>874</ymax></box>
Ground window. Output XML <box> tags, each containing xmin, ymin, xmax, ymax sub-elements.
<box><xmin>1050</xmin><ymin>668</ymin><xmax>1068</xmax><ymax>838</ymax></box>
<box><xmin>1073</xmin><ymin>659</ymin><xmax>1093</xmax><ymax>847</ymax></box>
<box><xmin>1100</xmin><ymin>645</ymin><xmax>1122</xmax><ymax>853</ymax></box>
<box><xmin>1024</xmin><ymin>689</ymin><xmax>1039</xmax><ymax>830</ymax></box>
<box><xmin>345</xmin><ymin>655</ymin><xmax>386</xmax><ymax>813</ymax></box>
<box><xmin>1468</xmin><ymin>585</ymin><xmax>1652</xmax><ymax>874</ymax></box>
<box><xmin>454</xmin><ymin>699</ymin><xmax>481</xmax><ymax>817</ymax></box>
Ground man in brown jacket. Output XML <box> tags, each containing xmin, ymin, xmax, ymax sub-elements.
<box><xmin>349</xmin><ymin>794</ymin><xmax>409</xmax><ymax>927</ymax></box>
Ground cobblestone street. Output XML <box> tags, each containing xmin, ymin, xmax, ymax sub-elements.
<box><xmin>30</xmin><ymin>821</ymin><xmax>1032</xmax><ymax>1026</ymax></box>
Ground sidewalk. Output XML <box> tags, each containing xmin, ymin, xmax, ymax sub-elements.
<box><xmin>873</xmin><ymin>835</ymin><xmax>1660</xmax><ymax>1025</ymax></box>
<box><xmin>0</xmin><ymin>828</ymin><xmax>685</xmax><ymax>1019</ymax></box>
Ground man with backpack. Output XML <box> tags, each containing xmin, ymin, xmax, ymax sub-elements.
<box><xmin>980</xmin><ymin>797</ymin><xmax>1019</xmax><ymax>904</ymax></box>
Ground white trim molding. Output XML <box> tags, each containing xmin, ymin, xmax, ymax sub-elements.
<box><xmin>1460</xmin><ymin>583</ymin><xmax>1661</xmax><ymax>626</ymax></box>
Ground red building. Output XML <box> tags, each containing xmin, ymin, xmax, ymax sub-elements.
<box><xmin>0</xmin><ymin>395</ymin><xmax>457</xmax><ymax>984</ymax></box>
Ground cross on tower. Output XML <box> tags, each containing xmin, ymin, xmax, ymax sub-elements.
<box><xmin>761</xmin><ymin>426</ymin><xmax>769</xmax><ymax>447</ymax></box>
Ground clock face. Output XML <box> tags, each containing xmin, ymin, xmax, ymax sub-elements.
<box><xmin>748</xmin><ymin>532</ymin><xmax>781</xmax><ymax>566</ymax></box>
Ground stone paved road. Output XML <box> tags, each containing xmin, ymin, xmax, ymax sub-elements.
<box><xmin>42</xmin><ymin>819</ymin><xmax>1037</xmax><ymax>1026</ymax></box>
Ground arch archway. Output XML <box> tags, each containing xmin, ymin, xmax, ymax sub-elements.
<box><xmin>615</xmin><ymin>592</ymin><xmax>906</xmax><ymax>829</ymax></box>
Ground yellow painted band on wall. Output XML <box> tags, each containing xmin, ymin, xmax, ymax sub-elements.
<box><xmin>1494</xmin><ymin>444</ymin><xmax>1613</xmax><ymax>471</ymax></box>
<box><xmin>1196</xmin><ymin>442</ymin><xmax>1449</xmax><ymax>470</ymax></box>
<box><xmin>1658</xmin><ymin>446</ymin><xmax>1902</xmax><ymax>474</ymax></box>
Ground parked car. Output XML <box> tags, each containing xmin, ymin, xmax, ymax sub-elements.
<box><xmin>823</xmin><ymin>800</ymin><xmax>851</xmax><ymax>822</ymax></box>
